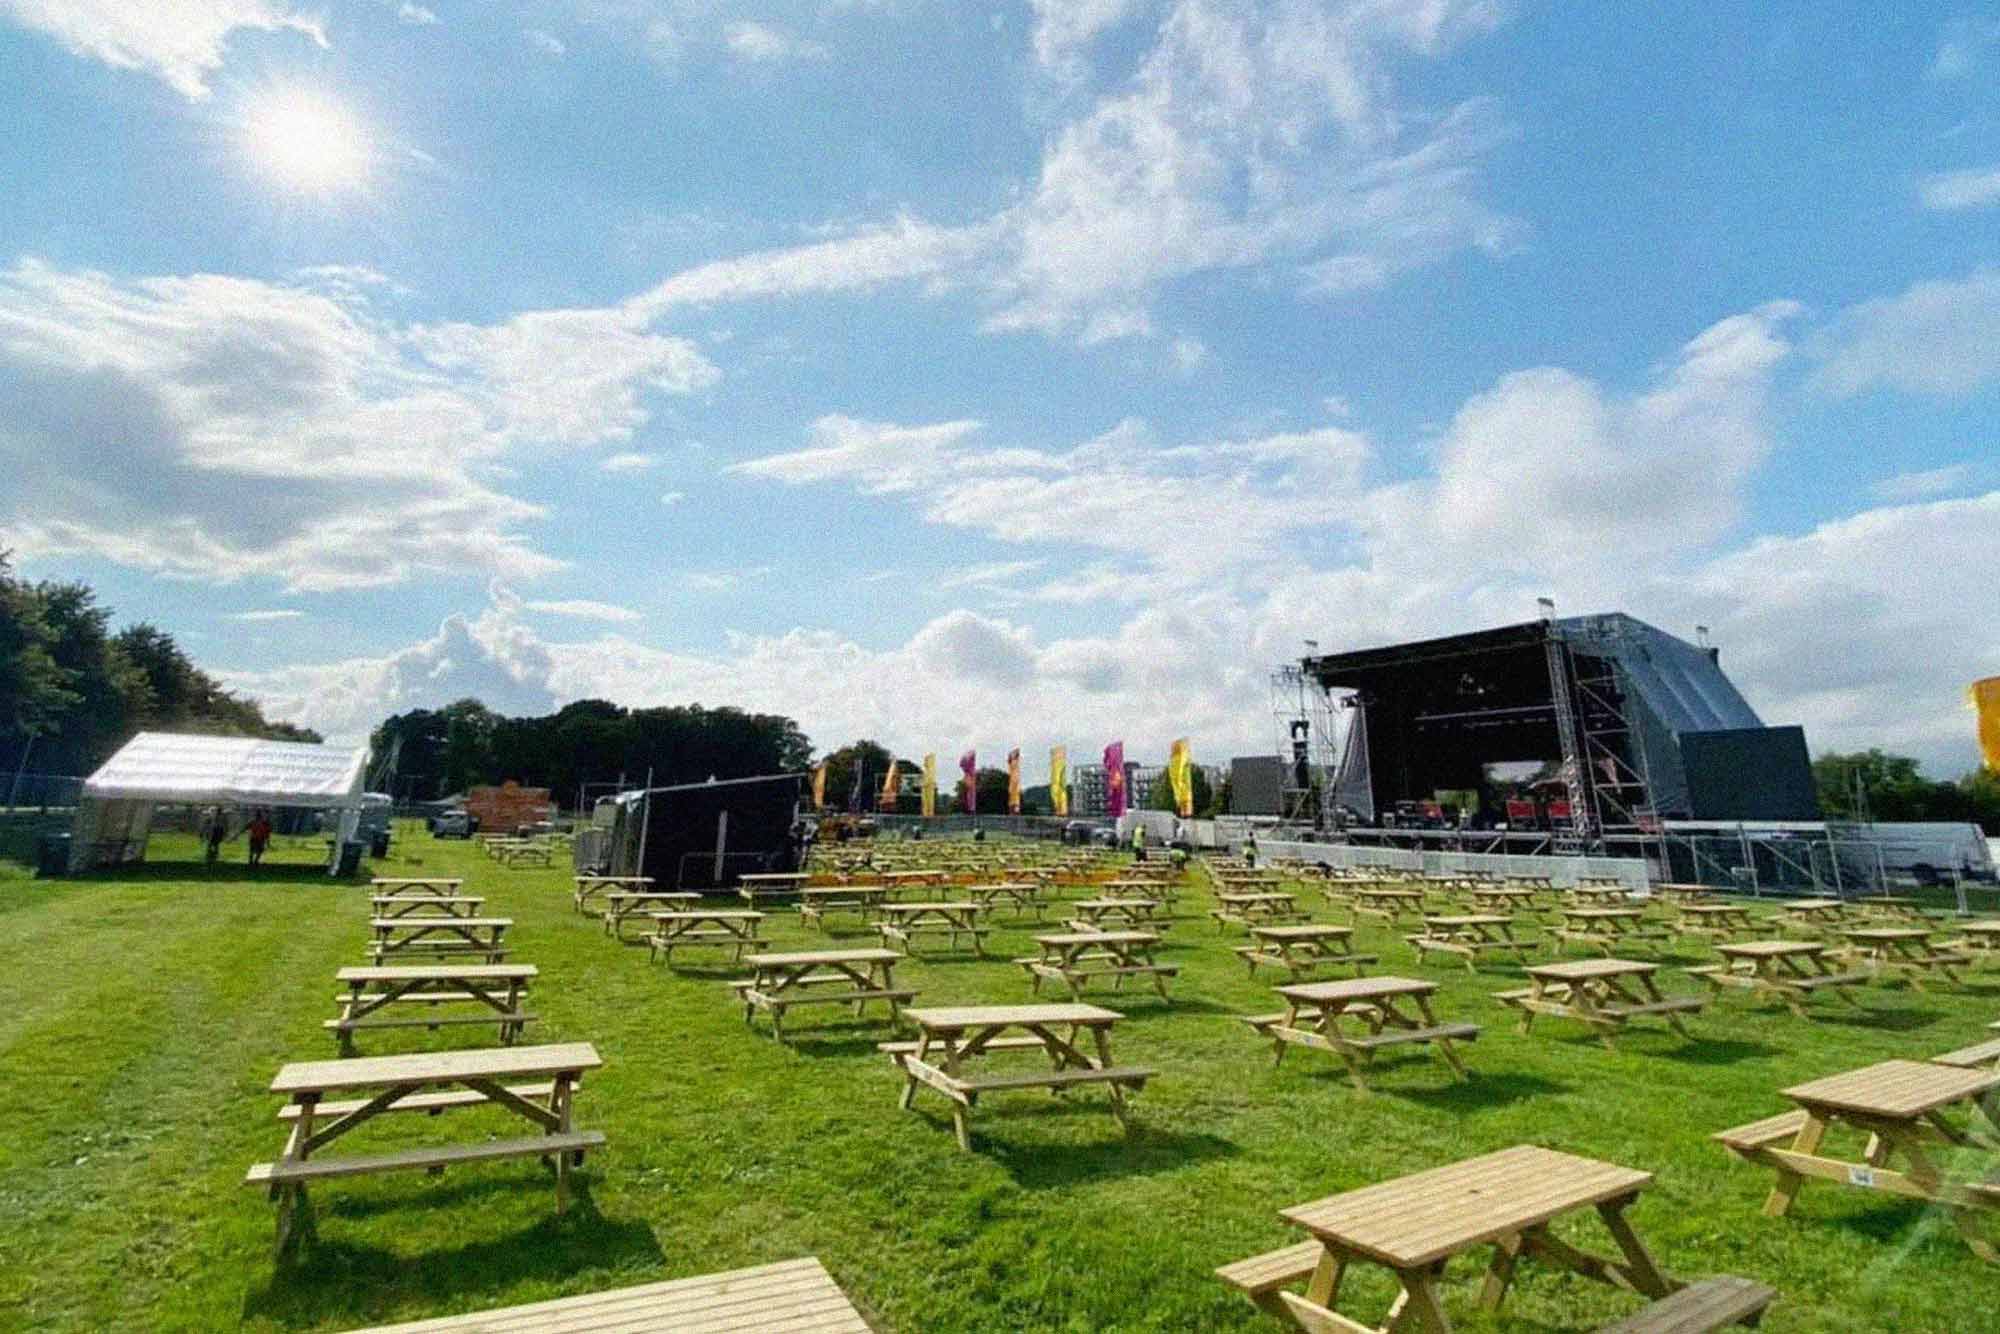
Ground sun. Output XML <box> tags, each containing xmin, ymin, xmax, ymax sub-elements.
<box><xmin>240</xmin><ymin>87</ymin><xmax>372</xmax><ymax>197</ymax></box>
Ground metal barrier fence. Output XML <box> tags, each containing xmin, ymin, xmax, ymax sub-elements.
<box><xmin>1</xmin><ymin>772</ymin><xmax>83</xmax><ymax>812</ymax></box>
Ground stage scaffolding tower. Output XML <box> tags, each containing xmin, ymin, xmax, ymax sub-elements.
<box><xmin>1270</xmin><ymin>663</ymin><xmax>1341</xmax><ymax>828</ymax></box>
<box><xmin>1545</xmin><ymin>615</ymin><xmax>1662</xmax><ymax>854</ymax></box>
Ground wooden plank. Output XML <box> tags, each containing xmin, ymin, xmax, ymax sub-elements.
<box><xmin>246</xmin><ymin>1131</ymin><xmax>604</xmax><ymax>1184</ymax></box>
<box><xmin>271</xmin><ymin>1043</ymin><xmax>601</xmax><ymax>1094</ymax></box>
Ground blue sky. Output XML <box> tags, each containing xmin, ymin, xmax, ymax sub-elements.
<box><xmin>1</xmin><ymin>1</ymin><xmax>1996</xmax><ymax>775</ymax></box>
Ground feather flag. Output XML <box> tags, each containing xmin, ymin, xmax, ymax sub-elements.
<box><xmin>921</xmin><ymin>753</ymin><xmax>937</xmax><ymax>818</ymax></box>
<box><xmin>960</xmin><ymin>750</ymin><xmax>978</xmax><ymax>814</ymax></box>
<box><xmin>811</xmin><ymin>762</ymin><xmax>827</xmax><ymax>810</ymax></box>
<box><xmin>1007</xmin><ymin>748</ymin><xmax>1022</xmax><ymax>815</ymax></box>
<box><xmin>1050</xmin><ymin>746</ymin><xmax>1068</xmax><ymax>817</ymax></box>
<box><xmin>1975</xmin><ymin>677</ymin><xmax>2000</xmax><ymax>772</ymax></box>
<box><xmin>1103</xmin><ymin>740</ymin><xmax>1126</xmax><ymax>819</ymax></box>
<box><xmin>1167</xmin><ymin>737</ymin><xmax>1194</xmax><ymax>818</ymax></box>
<box><xmin>880</xmin><ymin>759</ymin><xmax>900</xmax><ymax>811</ymax></box>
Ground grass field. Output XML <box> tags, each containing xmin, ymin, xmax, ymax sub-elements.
<box><xmin>2</xmin><ymin>824</ymin><xmax>1996</xmax><ymax>1332</ymax></box>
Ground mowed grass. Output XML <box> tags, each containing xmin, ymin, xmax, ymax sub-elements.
<box><xmin>1</xmin><ymin>825</ymin><xmax>1996</xmax><ymax>1332</ymax></box>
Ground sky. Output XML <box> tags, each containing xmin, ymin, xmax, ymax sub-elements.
<box><xmin>1</xmin><ymin>1</ymin><xmax>1996</xmax><ymax>780</ymax></box>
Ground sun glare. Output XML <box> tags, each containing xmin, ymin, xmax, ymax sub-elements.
<box><xmin>240</xmin><ymin>88</ymin><xmax>372</xmax><ymax>197</ymax></box>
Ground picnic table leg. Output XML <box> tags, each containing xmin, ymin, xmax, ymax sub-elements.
<box><xmin>1595</xmin><ymin>1197</ymin><xmax>1678</xmax><ymax>1298</ymax></box>
<box><xmin>1478</xmin><ymin>1233</ymin><xmax>1523</xmax><ymax>1309</ymax></box>
<box><xmin>1763</xmin><ymin>1113</ymin><xmax>1828</xmax><ymax>1216</ymax></box>
<box><xmin>1898</xmin><ymin>1136</ymin><xmax>2000</xmax><ymax>1263</ymax></box>
<box><xmin>1388</xmin><ymin>1265</ymin><xmax>1452</xmax><ymax>1334</ymax></box>
<box><xmin>944</xmin><ymin>1039</ymin><xmax>973</xmax><ymax>1151</ymax></box>
<box><xmin>1091</xmin><ymin>1026</ymin><xmax>1132</xmax><ymax>1133</ymax></box>
<box><xmin>1303</xmin><ymin>1244</ymin><xmax>1346</xmax><ymax>1310</ymax></box>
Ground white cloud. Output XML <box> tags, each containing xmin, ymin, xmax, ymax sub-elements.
<box><xmin>524</xmin><ymin>27</ymin><xmax>565</xmax><ymax>56</ymax></box>
<box><xmin>683</xmin><ymin>565</ymin><xmax>773</xmax><ymax>591</ymax></box>
<box><xmin>723</xmin><ymin>21</ymin><xmax>828</xmax><ymax>62</ymax></box>
<box><xmin>935</xmin><ymin>558</ymin><xmax>1045</xmax><ymax>590</ymax></box>
<box><xmin>0</xmin><ymin>257</ymin><xmax>714</xmax><ymax>590</ymax></box>
<box><xmin>660</xmin><ymin>490</ymin><xmax>686</xmax><ymax>505</ymax></box>
<box><xmin>599</xmin><ymin>451</ymin><xmax>657</xmax><ymax>472</ymax></box>
<box><xmin>1918</xmin><ymin>165</ymin><xmax>2000</xmax><ymax>212</ymax></box>
<box><xmin>397</xmin><ymin>3</ymin><xmax>439</xmax><ymax>26</ymax></box>
<box><xmin>1028</xmin><ymin>0</ymin><xmax>1140</xmax><ymax>73</ymax></box>
<box><xmin>1870</xmin><ymin>464</ymin><xmax>1972</xmax><ymax>502</ymax></box>
<box><xmin>521</xmin><ymin>598</ymin><xmax>642</xmax><ymax>623</ymax></box>
<box><xmin>226</xmin><ymin>609</ymin><xmax>305</xmax><ymax>622</ymax></box>
<box><xmin>1810</xmin><ymin>267</ymin><xmax>2000</xmax><ymax>397</ymax></box>
<box><xmin>1929</xmin><ymin>18</ymin><xmax>2000</xmax><ymax>79</ymax></box>
<box><xmin>0</xmin><ymin>0</ymin><xmax>326</xmax><ymax>99</ymax></box>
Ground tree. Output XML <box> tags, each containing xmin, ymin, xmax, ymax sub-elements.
<box><xmin>951</xmin><ymin>766</ymin><xmax>1010</xmax><ymax>815</ymax></box>
<box><xmin>0</xmin><ymin>552</ymin><xmax>78</xmax><ymax>756</ymax></box>
<box><xmin>1148</xmin><ymin>764</ymin><xmax>1214</xmax><ymax>818</ymax></box>
<box><xmin>1813</xmin><ymin>749</ymin><xmax>2000</xmax><ymax>832</ymax></box>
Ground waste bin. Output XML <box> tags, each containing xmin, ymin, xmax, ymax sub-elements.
<box><xmin>369</xmin><ymin>830</ymin><xmax>391</xmax><ymax>858</ymax></box>
<box><xmin>36</xmin><ymin>832</ymin><xmax>71</xmax><ymax>877</ymax></box>
<box><xmin>333</xmin><ymin>840</ymin><xmax>365</xmax><ymax>877</ymax></box>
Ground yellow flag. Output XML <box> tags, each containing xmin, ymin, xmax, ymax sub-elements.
<box><xmin>811</xmin><ymin>762</ymin><xmax>827</xmax><ymax>809</ymax></box>
<box><xmin>880</xmin><ymin>760</ymin><xmax>900</xmax><ymax>811</ymax></box>
<box><xmin>1007</xmin><ymin>748</ymin><xmax>1022</xmax><ymax>815</ymax></box>
<box><xmin>1167</xmin><ymin>737</ymin><xmax>1194</xmax><ymax>818</ymax></box>
<box><xmin>921</xmin><ymin>753</ymin><xmax>937</xmax><ymax>818</ymax></box>
<box><xmin>1049</xmin><ymin>746</ymin><xmax>1068</xmax><ymax>817</ymax></box>
<box><xmin>1974</xmin><ymin>677</ymin><xmax>2000</xmax><ymax>772</ymax></box>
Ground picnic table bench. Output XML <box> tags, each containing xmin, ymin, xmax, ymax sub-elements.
<box><xmin>1716</xmin><ymin>1058</ymin><xmax>2000</xmax><ymax>1261</ymax></box>
<box><xmin>370</xmin><ymin>877</ymin><xmax>463</xmax><ymax>897</ymax></box>
<box><xmin>1019</xmin><ymin>930</ymin><xmax>1177</xmax><ymax>1001</ymax></box>
<box><xmin>368</xmin><ymin>916</ymin><xmax>511</xmax><ymax>964</ymax></box>
<box><xmin>736</xmin><ymin>871</ymin><xmax>813</xmax><ymax>904</ymax></box>
<box><xmin>645</xmin><ymin>909</ymin><xmax>766</xmax><ymax>964</ymax></box>
<box><xmin>1219</xmin><ymin>1144</ymin><xmax>1770</xmax><ymax>1332</ymax></box>
<box><xmin>1771</xmin><ymin>897</ymin><xmax>1851</xmax><ymax>935</ymax></box>
<box><xmin>1406</xmin><ymin>914</ymin><xmax>1535</xmax><ymax>972</ymax></box>
<box><xmin>493</xmin><ymin>840</ymin><xmax>553</xmax><ymax>868</ymax></box>
<box><xmin>1932</xmin><ymin>1030</ymin><xmax>2000</xmax><ymax>1070</ymax></box>
<box><xmin>965</xmin><ymin>881</ymin><xmax>1046</xmax><ymax>919</ymax></box>
<box><xmin>1235</xmin><ymin>923</ymin><xmax>1377</xmax><ymax>980</ymax></box>
<box><xmin>600</xmin><ymin>891</ymin><xmax>702</xmax><ymax>939</ymax></box>
<box><xmin>1466</xmin><ymin>886</ymin><xmax>1540</xmax><ymax>915</ymax></box>
<box><xmin>1496</xmin><ymin>959</ymin><xmax>1705</xmax><ymax>1050</ymax></box>
<box><xmin>573</xmin><ymin>874</ymin><xmax>653</xmax><ymax>913</ymax></box>
<box><xmin>246</xmin><ymin>1042</ymin><xmax>602</xmax><ymax>1256</ymax></box>
<box><xmin>1835</xmin><ymin>926</ymin><xmax>1968</xmax><ymax>989</ymax></box>
<box><xmin>1212</xmin><ymin>891</ymin><xmax>1309</xmax><ymax>931</ymax></box>
<box><xmin>1564</xmin><ymin>886</ymin><xmax>1633</xmax><ymax>908</ymax></box>
<box><xmin>1102</xmin><ymin>875</ymin><xmax>1178</xmax><ymax>902</ymax></box>
<box><xmin>1674</xmin><ymin>903</ymin><xmax>1759</xmax><ymax>941</ymax></box>
<box><xmin>339</xmin><ymin>1257</ymin><xmax>870</xmax><ymax>1333</ymax></box>
<box><xmin>1956</xmin><ymin>919</ymin><xmax>2000</xmax><ymax>956</ymax></box>
<box><xmin>1687</xmin><ymin>940</ymin><xmax>1870</xmax><ymax>1017</ymax></box>
<box><xmin>1556</xmin><ymin>907</ymin><xmax>1671</xmax><ymax>957</ymax></box>
<box><xmin>798</xmin><ymin>883</ymin><xmax>891</xmax><ymax>929</ymax></box>
<box><xmin>735</xmin><ymin>948</ymin><xmax>912</xmax><ymax>1040</ymax></box>
<box><xmin>1351</xmin><ymin>887</ymin><xmax>1427</xmax><ymax>926</ymax></box>
<box><xmin>1648</xmin><ymin>881</ymin><xmax>1715</xmax><ymax>903</ymax></box>
<box><xmin>327</xmin><ymin>963</ymin><xmax>537</xmax><ymax>1055</ymax></box>
<box><xmin>876</xmin><ymin>901</ymin><xmax>989</xmax><ymax>956</ymax></box>
<box><xmin>883</xmin><ymin>1003</ymin><xmax>1153</xmax><ymax>1150</ymax></box>
<box><xmin>369</xmin><ymin>895</ymin><xmax>485</xmax><ymax>920</ymax></box>
<box><xmin>1854</xmin><ymin>894</ymin><xmax>1933</xmax><ymax>924</ymax></box>
<box><xmin>1070</xmin><ymin>896</ymin><xmax>1169</xmax><ymax>931</ymax></box>
<box><xmin>1239</xmin><ymin>975</ymin><xmax>1477</xmax><ymax>1091</ymax></box>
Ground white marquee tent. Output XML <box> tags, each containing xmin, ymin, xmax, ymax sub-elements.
<box><xmin>71</xmin><ymin>732</ymin><xmax>369</xmax><ymax>873</ymax></box>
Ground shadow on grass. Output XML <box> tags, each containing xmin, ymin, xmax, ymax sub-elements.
<box><xmin>1816</xmin><ymin>1004</ymin><xmax>1943</xmax><ymax>1032</ymax></box>
<box><xmin>69</xmin><ymin>861</ymin><xmax>350</xmax><ymax>887</ymax></box>
<box><xmin>1105</xmin><ymin>996</ymin><xmax>1234</xmax><ymax>1019</ymax></box>
<box><xmin>1395</xmin><ymin>1070</ymin><xmax>1568</xmax><ymax>1110</ymax></box>
<box><xmin>243</xmin><ymin>1180</ymin><xmax>663</xmax><ymax>1329</ymax></box>
<box><xmin>1655</xmin><ymin>1037</ymin><xmax>1781</xmax><ymax>1066</ymax></box>
<box><xmin>983</xmin><ymin>1118</ymin><xmax>1241</xmax><ymax>1188</ymax></box>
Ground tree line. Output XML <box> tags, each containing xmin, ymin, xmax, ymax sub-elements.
<box><xmin>1</xmin><ymin>552</ymin><xmax>319</xmax><ymax>782</ymax></box>
<box><xmin>1812</xmin><ymin>750</ymin><xmax>2000</xmax><ymax>832</ymax></box>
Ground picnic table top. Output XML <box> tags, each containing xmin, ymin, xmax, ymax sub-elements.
<box><xmin>880</xmin><ymin>900</ymin><xmax>981</xmax><ymax>913</ymax></box>
<box><xmin>1217</xmin><ymin>891</ymin><xmax>1295</xmax><ymax>903</ymax></box>
<box><xmin>1277</xmin><ymin>975</ymin><xmax>1437</xmax><ymax>1005</ymax></box>
<box><xmin>1033</xmin><ymin>930</ymin><xmax>1161</xmax><ymax>948</ymax></box>
<box><xmin>966</xmin><ymin>881</ymin><xmax>1040</xmax><ymax>891</ymax></box>
<box><xmin>1074</xmin><ymin>896</ymin><xmax>1161</xmax><ymax>908</ymax></box>
<box><xmin>1423</xmin><ymin>914</ymin><xmax>1513</xmax><ymax>928</ymax></box>
<box><xmin>745</xmin><ymin>948</ymin><xmax>902</xmax><ymax>968</ymax></box>
<box><xmin>1840</xmin><ymin>925</ymin><xmax>1933</xmax><ymax>942</ymax></box>
<box><xmin>1780</xmin><ymin>898</ymin><xmax>1846</xmax><ymax>911</ymax></box>
<box><xmin>1962</xmin><ymin>919</ymin><xmax>2000</xmax><ymax>934</ymax></box>
<box><xmin>368</xmin><ymin>916</ymin><xmax>512</xmax><ymax>929</ymax></box>
<box><xmin>1251</xmin><ymin>923</ymin><xmax>1353</xmax><ymax>940</ymax></box>
<box><xmin>1681</xmin><ymin>903</ymin><xmax>1754</xmax><ymax>915</ymax></box>
<box><xmin>1356</xmin><ymin>886</ymin><xmax>1425</xmax><ymax>898</ymax></box>
<box><xmin>336</xmin><ymin>964</ymin><xmax>537</xmax><ymax>983</ymax></box>
<box><xmin>604</xmin><ymin>890</ymin><xmax>701</xmax><ymax>901</ymax></box>
<box><xmin>737</xmin><ymin>871</ymin><xmax>811</xmax><ymax>883</ymax></box>
<box><xmin>1561</xmin><ymin>907</ymin><xmax>1646</xmax><ymax>920</ymax></box>
<box><xmin>802</xmin><ymin>883</ymin><xmax>890</xmax><ymax>895</ymax></box>
<box><xmin>369</xmin><ymin>894</ymin><xmax>483</xmax><ymax>906</ymax></box>
<box><xmin>271</xmin><ymin>1041</ymin><xmax>603</xmax><ymax>1095</ymax></box>
<box><xmin>1471</xmin><ymin>886</ymin><xmax>1536</xmax><ymax>897</ymax></box>
<box><xmin>1278</xmin><ymin>1144</ymin><xmax>1652</xmax><ymax>1268</ymax></box>
<box><xmin>1525</xmin><ymin>957</ymin><xmax>1657</xmax><ymax>981</ymax></box>
<box><xmin>1862</xmin><ymin>895</ymin><xmax>1925</xmax><ymax>907</ymax></box>
<box><xmin>903</xmin><ymin>1003</ymin><xmax>1123</xmax><ymax>1030</ymax></box>
<box><xmin>1782</xmin><ymin>1058</ymin><xmax>2000</xmax><ymax>1118</ymax></box>
<box><xmin>651</xmin><ymin>908</ymin><xmax>765</xmax><ymax>920</ymax></box>
<box><xmin>1715</xmin><ymin>939</ymin><xmax>1826</xmax><ymax>958</ymax></box>
<box><xmin>880</xmin><ymin>870</ymin><xmax>945</xmax><ymax>880</ymax></box>
<box><xmin>574</xmin><ymin>875</ymin><xmax>654</xmax><ymax>884</ymax></box>
<box><xmin>371</xmin><ymin>878</ymin><xmax>462</xmax><ymax>887</ymax></box>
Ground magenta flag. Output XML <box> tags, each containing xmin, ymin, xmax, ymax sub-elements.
<box><xmin>1103</xmin><ymin>740</ymin><xmax>1126</xmax><ymax>818</ymax></box>
<box><xmin>959</xmin><ymin>750</ymin><xmax>977</xmax><ymax>813</ymax></box>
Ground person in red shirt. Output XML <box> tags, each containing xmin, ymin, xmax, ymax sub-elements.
<box><xmin>246</xmin><ymin>811</ymin><xmax>273</xmax><ymax>867</ymax></box>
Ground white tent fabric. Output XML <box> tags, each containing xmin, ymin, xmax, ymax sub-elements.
<box><xmin>83</xmin><ymin>732</ymin><xmax>368</xmax><ymax>808</ymax></box>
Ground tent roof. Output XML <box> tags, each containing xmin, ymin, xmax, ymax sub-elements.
<box><xmin>83</xmin><ymin>732</ymin><xmax>369</xmax><ymax>808</ymax></box>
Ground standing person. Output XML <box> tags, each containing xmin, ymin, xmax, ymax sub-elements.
<box><xmin>246</xmin><ymin>809</ymin><xmax>272</xmax><ymax>867</ymax></box>
<box><xmin>1130</xmin><ymin>821</ymin><xmax>1146</xmax><ymax>862</ymax></box>
<box><xmin>204</xmin><ymin>808</ymin><xmax>226</xmax><ymax>866</ymax></box>
<box><xmin>1243</xmin><ymin>830</ymin><xmax>1258</xmax><ymax>868</ymax></box>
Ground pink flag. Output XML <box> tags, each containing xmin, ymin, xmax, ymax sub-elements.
<box><xmin>1103</xmin><ymin>740</ymin><xmax>1126</xmax><ymax>818</ymax></box>
<box><xmin>959</xmin><ymin>750</ymin><xmax>977</xmax><ymax>814</ymax></box>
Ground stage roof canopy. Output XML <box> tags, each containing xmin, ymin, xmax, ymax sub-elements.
<box><xmin>83</xmin><ymin>732</ymin><xmax>369</xmax><ymax>809</ymax></box>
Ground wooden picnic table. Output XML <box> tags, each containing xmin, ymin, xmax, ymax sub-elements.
<box><xmin>736</xmin><ymin>871</ymin><xmax>812</xmax><ymax>904</ymax></box>
<box><xmin>884</xmin><ymin>1003</ymin><xmax>1154</xmax><ymax>1151</ymax></box>
<box><xmin>328</xmin><ymin>964</ymin><xmax>536</xmax><ymax>1056</ymax></box>
<box><xmin>1689</xmin><ymin>940</ymin><xmax>1871</xmax><ymax>1017</ymax></box>
<box><xmin>1674</xmin><ymin>902</ymin><xmax>1759</xmax><ymax>941</ymax></box>
<box><xmin>340</xmin><ymin>1257</ymin><xmax>871</xmax><ymax>1333</ymax></box>
<box><xmin>1465</xmin><ymin>886</ymin><xmax>1538</xmax><ymax>915</ymax></box>
<box><xmin>1563</xmin><ymin>886</ymin><xmax>1632</xmax><ymax>908</ymax></box>
<box><xmin>1649</xmin><ymin>881</ymin><xmax>1714</xmax><ymax>903</ymax></box>
<box><xmin>1235</xmin><ymin>923</ymin><xmax>1378</xmax><ymax>981</ymax></box>
<box><xmin>368</xmin><ymin>916</ymin><xmax>510</xmax><ymax>964</ymax></box>
<box><xmin>370</xmin><ymin>877</ymin><xmax>463</xmax><ymax>897</ymax></box>
<box><xmin>1555</xmin><ymin>906</ymin><xmax>1669</xmax><ymax>957</ymax></box>
<box><xmin>645</xmin><ymin>909</ymin><xmax>765</xmax><ymax>964</ymax></box>
<box><xmin>493</xmin><ymin>840</ymin><xmax>553</xmax><ymax>868</ymax></box>
<box><xmin>1836</xmin><ymin>925</ymin><xmax>1968</xmax><ymax>989</ymax></box>
<box><xmin>1241</xmin><ymin>975</ymin><xmax>1478</xmax><ymax>1091</ymax></box>
<box><xmin>1102</xmin><ymin>875</ymin><xmax>1177</xmax><ymax>901</ymax></box>
<box><xmin>1406</xmin><ymin>914</ymin><xmax>1535</xmax><ymax>972</ymax></box>
<box><xmin>1071</xmin><ymin>896</ymin><xmax>1169</xmax><ymax>930</ymax></box>
<box><xmin>246</xmin><ymin>1042</ymin><xmax>603</xmax><ymax>1256</ymax></box>
<box><xmin>573</xmin><ymin>874</ymin><xmax>653</xmax><ymax>913</ymax></box>
<box><xmin>736</xmin><ymin>948</ymin><xmax>913</xmax><ymax>1040</ymax></box>
<box><xmin>1772</xmin><ymin>897</ymin><xmax>1851</xmax><ymax>935</ymax></box>
<box><xmin>1351</xmin><ymin>887</ymin><xmax>1427</xmax><ymax>926</ymax></box>
<box><xmin>1212</xmin><ymin>891</ymin><xmax>1308</xmax><ymax>931</ymax></box>
<box><xmin>1854</xmin><ymin>894</ymin><xmax>1932</xmax><ymax>923</ymax></box>
<box><xmin>1958</xmin><ymin>920</ymin><xmax>2000</xmax><ymax>955</ymax></box>
<box><xmin>876</xmin><ymin>901</ymin><xmax>989</xmax><ymax>956</ymax></box>
<box><xmin>965</xmin><ymin>881</ymin><xmax>1046</xmax><ymax>919</ymax></box>
<box><xmin>369</xmin><ymin>895</ymin><xmax>485</xmax><ymax>920</ymax></box>
<box><xmin>1496</xmin><ymin>958</ymin><xmax>1705</xmax><ymax>1050</ymax></box>
<box><xmin>601</xmin><ymin>891</ymin><xmax>702</xmax><ymax>939</ymax></box>
<box><xmin>1717</xmin><ymin>1058</ymin><xmax>2000</xmax><ymax>1261</ymax></box>
<box><xmin>1019</xmin><ymin>930</ymin><xmax>1176</xmax><ymax>1001</ymax></box>
<box><xmin>1239</xmin><ymin>1145</ymin><xmax>1683</xmax><ymax>1331</ymax></box>
<box><xmin>799</xmin><ymin>883</ymin><xmax>891</xmax><ymax>929</ymax></box>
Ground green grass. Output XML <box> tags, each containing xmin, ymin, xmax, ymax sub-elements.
<box><xmin>2</xmin><ymin>824</ymin><xmax>1996</xmax><ymax>1331</ymax></box>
